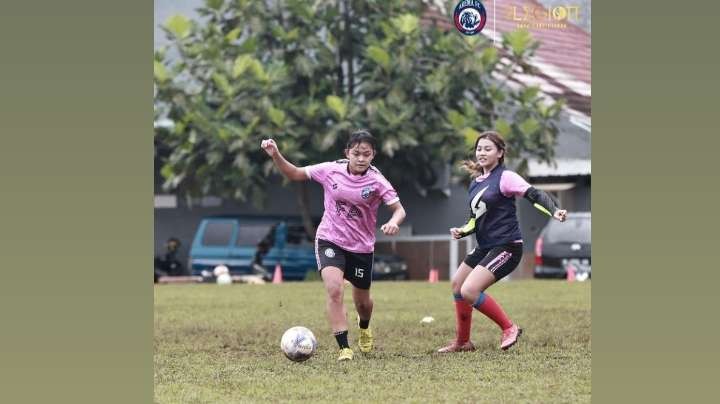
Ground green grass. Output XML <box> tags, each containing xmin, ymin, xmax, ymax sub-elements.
<box><xmin>155</xmin><ymin>280</ymin><xmax>591</xmax><ymax>403</ymax></box>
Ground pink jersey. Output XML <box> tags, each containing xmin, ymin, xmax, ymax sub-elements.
<box><xmin>304</xmin><ymin>160</ymin><xmax>399</xmax><ymax>253</ymax></box>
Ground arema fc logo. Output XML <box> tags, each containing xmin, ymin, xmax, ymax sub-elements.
<box><xmin>454</xmin><ymin>0</ymin><xmax>487</xmax><ymax>36</ymax></box>
<box><xmin>361</xmin><ymin>186</ymin><xmax>374</xmax><ymax>200</ymax></box>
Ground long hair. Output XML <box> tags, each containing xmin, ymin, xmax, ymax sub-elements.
<box><xmin>461</xmin><ymin>131</ymin><xmax>506</xmax><ymax>177</ymax></box>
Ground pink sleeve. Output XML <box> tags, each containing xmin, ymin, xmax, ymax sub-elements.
<box><xmin>500</xmin><ymin>170</ymin><xmax>531</xmax><ymax>198</ymax></box>
<box><xmin>304</xmin><ymin>162</ymin><xmax>333</xmax><ymax>185</ymax></box>
<box><xmin>378</xmin><ymin>177</ymin><xmax>400</xmax><ymax>205</ymax></box>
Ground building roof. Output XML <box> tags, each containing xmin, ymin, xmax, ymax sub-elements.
<box><xmin>423</xmin><ymin>0</ymin><xmax>591</xmax><ymax>117</ymax></box>
<box><xmin>528</xmin><ymin>158</ymin><xmax>591</xmax><ymax>177</ymax></box>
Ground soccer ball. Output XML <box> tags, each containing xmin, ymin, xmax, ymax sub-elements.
<box><xmin>280</xmin><ymin>326</ymin><xmax>317</xmax><ymax>362</ymax></box>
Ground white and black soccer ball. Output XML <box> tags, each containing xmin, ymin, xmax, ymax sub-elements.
<box><xmin>280</xmin><ymin>326</ymin><xmax>317</xmax><ymax>362</ymax></box>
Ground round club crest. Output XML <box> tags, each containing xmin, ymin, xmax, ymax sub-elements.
<box><xmin>324</xmin><ymin>248</ymin><xmax>335</xmax><ymax>258</ymax></box>
<box><xmin>361</xmin><ymin>186</ymin><xmax>374</xmax><ymax>200</ymax></box>
<box><xmin>454</xmin><ymin>0</ymin><xmax>487</xmax><ymax>36</ymax></box>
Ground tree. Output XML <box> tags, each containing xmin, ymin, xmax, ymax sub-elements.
<box><xmin>154</xmin><ymin>0</ymin><xmax>564</xmax><ymax>238</ymax></box>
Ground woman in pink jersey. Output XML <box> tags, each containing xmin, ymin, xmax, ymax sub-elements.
<box><xmin>261</xmin><ymin>130</ymin><xmax>406</xmax><ymax>361</ymax></box>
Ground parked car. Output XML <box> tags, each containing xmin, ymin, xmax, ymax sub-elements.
<box><xmin>534</xmin><ymin>212</ymin><xmax>591</xmax><ymax>279</ymax></box>
<box><xmin>189</xmin><ymin>215</ymin><xmax>408</xmax><ymax>281</ymax></box>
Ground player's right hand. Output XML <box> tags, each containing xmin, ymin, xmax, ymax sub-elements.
<box><xmin>554</xmin><ymin>209</ymin><xmax>568</xmax><ymax>222</ymax></box>
<box><xmin>449</xmin><ymin>227</ymin><xmax>462</xmax><ymax>239</ymax></box>
<box><xmin>261</xmin><ymin>139</ymin><xmax>278</xmax><ymax>157</ymax></box>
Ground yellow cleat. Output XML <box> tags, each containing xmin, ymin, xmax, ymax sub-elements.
<box><xmin>358</xmin><ymin>327</ymin><xmax>374</xmax><ymax>353</ymax></box>
<box><xmin>337</xmin><ymin>347</ymin><xmax>354</xmax><ymax>361</ymax></box>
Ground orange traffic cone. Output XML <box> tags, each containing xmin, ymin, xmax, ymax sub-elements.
<box><xmin>273</xmin><ymin>263</ymin><xmax>283</xmax><ymax>284</ymax></box>
<box><xmin>428</xmin><ymin>268</ymin><xmax>439</xmax><ymax>283</ymax></box>
<box><xmin>566</xmin><ymin>263</ymin><xmax>576</xmax><ymax>283</ymax></box>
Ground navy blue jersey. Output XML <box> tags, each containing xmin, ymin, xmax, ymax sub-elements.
<box><xmin>467</xmin><ymin>165</ymin><xmax>523</xmax><ymax>248</ymax></box>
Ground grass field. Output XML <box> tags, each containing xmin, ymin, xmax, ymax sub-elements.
<box><xmin>155</xmin><ymin>280</ymin><xmax>591</xmax><ymax>403</ymax></box>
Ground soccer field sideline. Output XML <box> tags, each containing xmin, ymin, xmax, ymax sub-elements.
<box><xmin>155</xmin><ymin>280</ymin><xmax>591</xmax><ymax>403</ymax></box>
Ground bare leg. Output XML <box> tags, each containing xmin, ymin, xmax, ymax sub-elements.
<box><xmin>451</xmin><ymin>262</ymin><xmax>475</xmax><ymax>294</ymax></box>
<box><xmin>321</xmin><ymin>267</ymin><xmax>348</xmax><ymax>332</ymax></box>
<box><xmin>459</xmin><ymin>265</ymin><xmax>497</xmax><ymax>304</ymax></box>
<box><xmin>352</xmin><ymin>286</ymin><xmax>373</xmax><ymax>323</ymax></box>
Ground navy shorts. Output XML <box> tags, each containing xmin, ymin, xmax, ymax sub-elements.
<box><xmin>315</xmin><ymin>239</ymin><xmax>374</xmax><ymax>290</ymax></box>
<box><xmin>463</xmin><ymin>242</ymin><xmax>523</xmax><ymax>281</ymax></box>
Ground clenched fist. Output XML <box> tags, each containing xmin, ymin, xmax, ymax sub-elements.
<box><xmin>449</xmin><ymin>227</ymin><xmax>462</xmax><ymax>239</ymax></box>
<box><xmin>380</xmin><ymin>222</ymin><xmax>399</xmax><ymax>236</ymax></box>
<box><xmin>260</xmin><ymin>139</ymin><xmax>279</xmax><ymax>157</ymax></box>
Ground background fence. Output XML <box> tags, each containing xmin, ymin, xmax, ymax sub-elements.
<box><xmin>375</xmin><ymin>235</ymin><xmax>535</xmax><ymax>281</ymax></box>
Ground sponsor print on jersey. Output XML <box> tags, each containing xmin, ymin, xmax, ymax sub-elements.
<box><xmin>335</xmin><ymin>200</ymin><xmax>363</xmax><ymax>219</ymax></box>
<box><xmin>470</xmin><ymin>185</ymin><xmax>489</xmax><ymax>218</ymax></box>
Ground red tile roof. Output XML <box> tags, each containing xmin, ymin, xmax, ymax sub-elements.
<box><xmin>423</xmin><ymin>0</ymin><xmax>591</xmax><ymax>115</ymax></box>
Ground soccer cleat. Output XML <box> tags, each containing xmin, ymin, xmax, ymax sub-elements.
<box><xmin>337</xmin><ymin>347</ymin><xmax>354</xmax><ymax>361</ymax></box>
<box><xmin>437</xmin><ymin>340</ymin><xmax>476</xmax><ymax>353</ymax></box>
<box><xmin>500</xmin><ymin>324</ymin><xmax>523</xmax><ymax>350</ymax></box>
<box><xmin>358</xmin><ymin>327</ymin><xmax>374</xmax><ymax>353</ymax></box>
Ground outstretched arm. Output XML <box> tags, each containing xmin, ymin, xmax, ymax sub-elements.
<box><xmin>260</xmin><ymin>139</ymin><xmax>308</xmax><ymax>181</ymax></box>
<box><xmin>380</xmin><ymin>201</ymin><xmax>406</xmax><ymax>236</ymax></box>
<box><xmin>524</xmin><ymin>187</ymin><xmax>567</xmax><ymax>222</ymax></box>
<box><xmin>499</xmin><ymin>170</ymin><xmax>567</xmax><ymax>222</ymax></box>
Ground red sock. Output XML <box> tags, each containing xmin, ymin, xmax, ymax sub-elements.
<box><xmin>453</xmin><ymin>294</ymin><xmax>473</xmax><ymax>343</ymax></box>
<box><xmin>472</xmin><ymin>293</ymin><xmax>513</xmax><ymax>330</ymax></box>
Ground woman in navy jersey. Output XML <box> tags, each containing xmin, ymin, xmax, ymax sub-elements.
<box><xmin>437</xmin><ymin>131</ymin><xmax>567</xmax><ymax>353</ymax></box>
<box><xmin>262</xmin><ymin>130</ymin><xmax>406</xmax><ymax>361</ymax></box>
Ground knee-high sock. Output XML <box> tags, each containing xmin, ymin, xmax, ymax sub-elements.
<box><xmin>453</xmin><ymin>292</ymin><xmax>473</xmax><ymax>343</ymax></box>
<box><xmin>472</xmin><ymin>292</ymin><xmax>513</xmax><ymax>330</ymax></box>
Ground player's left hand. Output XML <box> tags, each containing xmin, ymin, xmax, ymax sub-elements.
<box><xmin>554</xmin><ymin>209</ymin><xmax>568</xmax><ymax>222</ymax></box>
<box><xmin>449</xmin><ymin>227</ymin><xmax>463</xmax><ymax>239</ymax></box>
<box><xmin>380</xmin><ymin>222</ymin><xmax>399</xmax><ymax>235</ymax></box>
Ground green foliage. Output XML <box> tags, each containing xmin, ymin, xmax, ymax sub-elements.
<box><xmin>325</xmin><ymin>95</ymin><xmax>347</xmax><ymax>120</ymax></box>
<box><xmin>154</xmin><ymin>0</ymin><xmax>564</xmax><ymax>210</ymax></box>
<box><xmin>392</xmin><ymin>13</ymin><xmax>420</xmax><ymax>35</ymax></box>
<box><xmin>153</xmin><ymin>61</ymin><xmax>168</xmax><ymax>83</ymax></box>
<box><xmin>504</xmin><ymin>29</ymin><xmax>536</xmax><ymax>59</ymax></box>
<box><xmin>366</xmin><ymin>45</ymin><xmax>391</xmax><ymax>71</ymax></box>
<box><xmin>155</xmin><ymin>280</ymin><xmax>591</xmax><ymax>403</ymax></box>
<box><xmin>164</xmin><ymin>14</ymin><xmax>192</xmax><ymax>40</ymax></box>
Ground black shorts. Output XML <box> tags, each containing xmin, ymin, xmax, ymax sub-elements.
<box><xmin>463</xmin><ymin>242</ymin><xmax>523</xmax><ymax>281</ymax></box>
<box><xmin>315</xmin><ymin>239</ymin><xmax>374</xmax><ymax>290</ymax></box>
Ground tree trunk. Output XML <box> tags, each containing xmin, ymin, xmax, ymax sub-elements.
<box><xmin>296</xmin><ymin>182</ymin><xmax>317</xmax><ymax>240</ymax></box>
<box><xmin>335</xmin><ymin>1</ymin><xmax>344</xmax><ymax>95</ymax></box>
<box><xmin>344</xmin><ymin>0</ymin><xmax>354</xmax><ymax>96</ymax></box>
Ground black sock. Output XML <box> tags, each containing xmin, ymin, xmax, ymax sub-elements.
<box><xmin>334</xmin><ymin>330</ymin><xmax>349</xmax><ymax>349</ymax></box>
<box><xmin>358</xmin><ymin>319</ymin><xmax>370</xmax><ymax>329</ymax></box>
